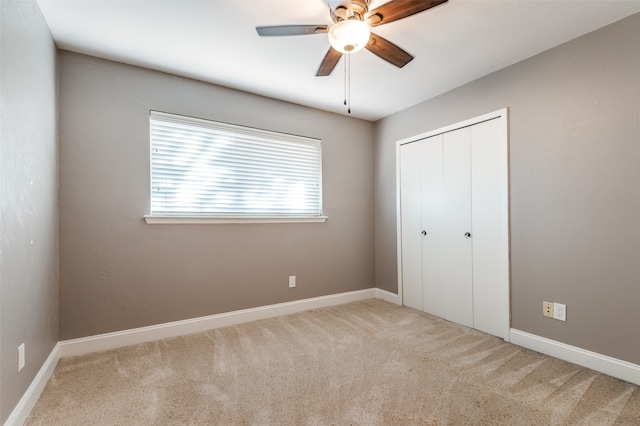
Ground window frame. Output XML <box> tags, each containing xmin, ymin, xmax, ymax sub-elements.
<box><xmin>144</xmin><ymin>111</ymin><xmax>327</xmax><ymax>224</ymax></box>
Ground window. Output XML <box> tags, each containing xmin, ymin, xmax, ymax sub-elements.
<box><xmin>146</xmin><ymin>111</ymin><xmax>325</xmax><ymax>224</ymax></box>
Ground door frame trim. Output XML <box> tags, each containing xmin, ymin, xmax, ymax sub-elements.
<box><xmin>396</xmin><ymin>108</ymin><xmax>510</xmax><ymax>340</ymax></box>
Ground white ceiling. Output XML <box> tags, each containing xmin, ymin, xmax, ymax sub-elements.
<box><xmin>36</xmin><ymin>0</ymin><xmax>640</xmax><ymax>121</ymax></box>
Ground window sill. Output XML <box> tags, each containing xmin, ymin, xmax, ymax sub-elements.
<box><xmin>144</xmin><ymin>215</ymin><xmax>328</xmax><ymax>225</ymax></box>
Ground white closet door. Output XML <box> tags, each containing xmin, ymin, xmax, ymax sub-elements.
<box><xmin>420</xmin><ymin>135</ymin><xmax>447</xmax><ymax>319</ymax></box>
<box><xmin>400</xmin><ymin>141</ymin><xmax>423</xmax><ymax>310</ymax></box>
<box><xmin>471</xmin><ymin>118</ymin><xmax>509</xmax><ymax>337</ymax></box>
<box><xmin>397</xmin><ymin>109</ymin><xmax>509</xmax><ymax>340</ymax></box>
<box><xmin>442</xmin><ymin>128</ymin><xmax>474</xmax><ymax>328</ymax></box>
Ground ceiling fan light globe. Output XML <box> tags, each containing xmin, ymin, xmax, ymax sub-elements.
<box><xmin>328</xmin><ymin>20</ymin><xmax>370</xmax><ymax>54</ymax></box>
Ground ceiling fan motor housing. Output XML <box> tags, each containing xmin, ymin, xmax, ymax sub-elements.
<box><xmin>331</xmin><ymin>0</ymin><xmax>371</xmax><ymax>23</ymax></box>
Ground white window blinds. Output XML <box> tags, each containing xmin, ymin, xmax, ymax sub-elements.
<box><xmin>150</xmin><ymin>111</ymin><xmax>322</xmax><ymax>217</ymax></box>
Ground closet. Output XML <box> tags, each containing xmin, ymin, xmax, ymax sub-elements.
<box><xmin>397</xmin><ymin>110</ymin><xmax>509</xmax><ymax>340</ymax></box>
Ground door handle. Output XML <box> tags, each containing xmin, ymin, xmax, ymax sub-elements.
<box><xmin>465</xmin><ymin>232</ymin><xmax>471</xmax><ymax>239</ymax></box>
<box><xmin>421</xmin><ymin>230</ymin><xmax>427</xmax><ymax>236</ymax></box>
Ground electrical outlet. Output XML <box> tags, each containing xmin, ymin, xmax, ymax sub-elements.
<box><xmin>288</xmin><ymin>276</ymin><xmax>296</xmax><ymax>288</ymax></box>
<box><xmin>554</xmin><ymin>303</ymin><xmax>566</xmax><ymax>321</ymax></box>
<box><xmin>543</xmin><ymin>301</ymin><xmax>553</xmax><ymax>318</ymax></box>
<box><xmin>18</xmin><ymin>343</ymin><xmax>25</xmax><ymax>372</ymax></box>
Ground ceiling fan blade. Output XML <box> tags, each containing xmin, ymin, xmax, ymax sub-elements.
<box><xmin>316</xmin><ymin>47</ymin><xmax>343</xmax><ymax>76</ymax></box>
<box><xmin>366</xmin><ymin>0</ymin><xmax>448</xmax><ymax>27</ymax></box>
<box><xmin>256</xmin><ymin>25</ymin><xmax>329</xmax><ymax>37</ymax></box>
<box><xmin>366</xmin><ymin>32</ymin><xmax>414</xmax><ymax>68</ymax></box>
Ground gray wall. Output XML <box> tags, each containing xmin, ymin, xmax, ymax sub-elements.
<box><xmin>374</xmin><ymin>13</ymin><xmax>640</xmax><ymax>365</ymax></box>
<box><xmin>0</xmin><ymin>0</ymin><xmax>59</xmax><ymax>422</ymax></box>
<box><xmin>58</xmin><ymin>52</ymin><xmax>374</xmax><ymax>339</ymax></box>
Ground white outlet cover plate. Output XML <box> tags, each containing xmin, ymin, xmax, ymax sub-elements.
<box><xmin>554</xmin><ymin>303</ymin><xmax>567</xmax><ymax>321</ymax></box>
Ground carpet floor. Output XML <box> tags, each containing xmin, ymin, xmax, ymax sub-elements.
<box><xmin>26</xmin><ymin>299</ymin><xmax>640</xmax><ymax>425</ymax></box>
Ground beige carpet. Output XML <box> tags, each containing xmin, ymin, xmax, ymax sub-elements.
<box><xmin>26</xmin><ymin>299</ymin><xmax>640</xmax><ymax>425</ymax></box>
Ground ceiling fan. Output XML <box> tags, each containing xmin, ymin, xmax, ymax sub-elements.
<box><xmin>256</xmin><ymin>0</ymin><xmax>448</xmax><ymax>77</ymax></box>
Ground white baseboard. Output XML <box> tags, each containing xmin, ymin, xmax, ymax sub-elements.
<box><xmin>4</xmin><ymin>342</ymin><xmax>60</xmax><ymax>426</ymax></box>
<box><xmin>59</xmin><ymin>288</ymin><xmax>378</xmax><ymax>358</ymax></box>
<box><xmin>375</xmin><ymin>288</ymin><xmax>400</xmax><ymax>305</ymax></box>
<box><xmin>8</xmin><ymin>297</ymin><xmax>640</xmax><ymax>426</ymax></box>
<box><xmin>6</xmin><ymin>289</ymin><xmax>387</xmax><ymax>426</ymax></box>
<box><xmin>510</xmin><ymin>329</ymin><xmax>640</xmax><ymax>386</ymax></box>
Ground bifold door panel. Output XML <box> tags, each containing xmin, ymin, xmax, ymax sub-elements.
<box><xmin>441</xmin><ymin>128</ymin><xmax>473</xmax><ymax>328</ymax></box>
<box><xmin>399</xmin><ymin>140</ymin><xmax>424</xmax><ymax>311</ymax></box>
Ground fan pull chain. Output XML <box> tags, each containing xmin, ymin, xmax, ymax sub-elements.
<box><xmin>343</xmin><ymin>51</ymin><xmax>347</xmax><ymax>109</ymax></box>
<box><xmin>344</xmin><ymin>53</ymin><xmax>351</xmax><ymax>114</ymax></box>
